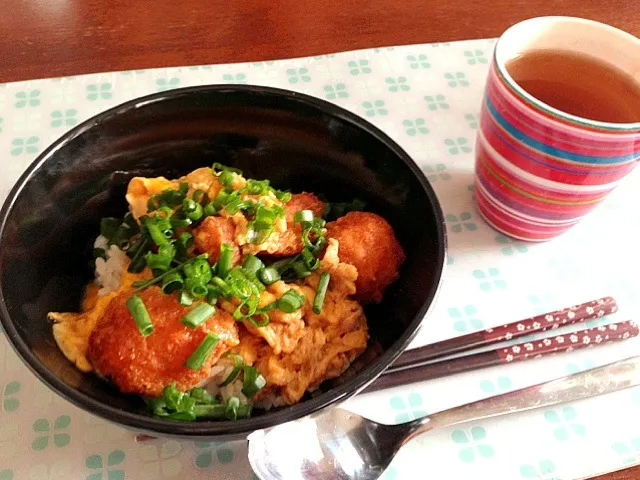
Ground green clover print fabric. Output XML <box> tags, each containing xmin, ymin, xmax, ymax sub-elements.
<box><xmin>1</xmin><ymin>37</ymin><xmax>640</xmax><ymax>479</ymax></box>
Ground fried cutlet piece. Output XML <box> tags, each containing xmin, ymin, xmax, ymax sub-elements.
<box><xmin>268</xmin><ymin>192</ymin><xmax>326</xmax><ymax>257</ymax></box>
<box><xmin>325</xmin><ymin>211</ymin><xmax>405</xmax><ymax>304</ymax></box>
<box><xmin>87</xmin><ymin>286</ymin><xmax>239</xmax><ymax>397</ymax></box>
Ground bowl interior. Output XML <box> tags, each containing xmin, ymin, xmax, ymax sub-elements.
<box><xmin>0</xmin><ymin>85</ymin><xmax>445</xmax><ymax>439</ymax></box>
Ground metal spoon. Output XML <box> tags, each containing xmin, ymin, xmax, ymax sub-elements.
<box><xmin>249</xmin><ymin>354</ymin><xmax>640</xmax><ymax>479</ymax></box>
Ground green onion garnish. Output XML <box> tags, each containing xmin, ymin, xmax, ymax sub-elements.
<box><xmin>132</xmin><ymin>254</ymin><xmax>209</xmax><ymax>292</ymax></box>
<box><xmin>242</xmin><ymin>255</ymin><xmax>264</xmax><ymax>275</ymax></box>
<box><xmin>313</xmin><ymin>272</ymin><xmax>330</xmax><ymax>314</ymax></box>
<box><xmin>146</xmin><ymin>221</ymin><xmax>171</xmax><ymax>247</ymax></box>
<box><xmin>301</xmin><ymin>248</ymin><xmax>320</xmax><ymax>271</ymax></box>
<box><xmin>181</xmin><ymin>303</ymin><xmax>216</xmax><ymax>328</ymax></box>
<box><xmin>241</xmin><ymin>366</ymin><xmax>266</xmax><ymax>398</ymax></box>
<box><xmin>204</xmin><ymin>202</ymin><xmax>217</xmax><ymax>217</ymax></box>
<box><xmin>126</xmin><ymin>295</ymin><xmax>154</xmax><ymax>336</ymax></box>
<box><xmin>189</xmin><ymin>387</ymin><xmax>214</xmax><ymax>404</ymax></box>
<box><xmin>93</xmin><ymin>247</ymin><xmax>107</xmax><ymax>260</ymax></box>
<box><xmin>294</xmin><ymin>210</ymin><xmax>314</xmax><ymax>224</ymax></box>
<box><xmin>100</xmin><ymin>217</ymin><xmax>121</xmax><ymax>241</ymax></box>
<box><xmin>218</xmin><ymin>243</ymin><xmax>233</xmax><ymax>278</ymax></box>
<box><xmin>179</xmin><ymin>290</ymin><xmax>194</xmax><ymax>306</ymax></box>
<box><xmin>219</xmin><ymin>169</ymin><xmax>235</xmax><ymax>188</ymax></box>
<box><xmin>246</xmin><ymin>313</ymin><xmax>270</xmax><ymax>328</ymax></box>
<box><xmin>219</xmin><ymin>353</ymin><xmax>244</xmax><ymax>387</ymax></box>
<box><xmin>257</xmin><ymin>266</ymin><xmax>280</xmax><ymax>285</ymax></box>
<box><xmin>185</xmin><ymin>333</ymin><xmax>219</xmax><ymax>370</ymax></box>
<box><xmin>277</xmin><ymin>289</ymin><xmax>306</xmax><ymax>313</ymax></box>
<box><xmin>192</xmin><ymin>189</ymin><xmax>207</xmax><ymax>204</ymax></box>
<box><xmin>225</xmin><ymin>396</ymin><xmax>241</xmax><ymax>420</ymax></box>
<box><xmin>144</xmin><ymin>243</ymin><xmax>176</xmax><ymax>274</ymax></box>
<box><xmin>162</xmin><ymin>271</ymin><xmax>184</xmax><ymax>294</ymax></box>
<box><xmin>177</xmin><ymin>231</ymin><xmax>194</xmax><ymax>249</ymax></box>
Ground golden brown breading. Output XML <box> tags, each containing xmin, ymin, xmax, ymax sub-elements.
<box><xmin>87</xmin><ymin>287</ymin><xmax>239</xmax><ymax>397</ymax></box>
<box><xmin>325</xmin><ymin>211</ymin><xmax>405</xmax><ymax>304</ymax></box>
<box><xmin>268</xmin><ymin>192</ymin><xmax>325</xmax><ymax>257</ymax></box>
<box><xmin>193</xmin><ymin>216</ymin><xmax>243</xmax><ymax>266</ymax></box>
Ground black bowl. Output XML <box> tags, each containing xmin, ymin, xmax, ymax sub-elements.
<box><xmin>0</xmin><ymin>85</ymin><xmax>446</xmax><ymax>440</ymax></box>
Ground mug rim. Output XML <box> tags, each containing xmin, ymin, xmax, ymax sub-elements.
<box><xmin>494</xmin><ymin>15</ymin><xmax>640</xmax><ymax>132</ymax></box>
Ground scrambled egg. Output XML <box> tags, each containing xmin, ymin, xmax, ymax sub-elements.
<box><xmin>49</xmin><ymin>269</ymin><xmax>150</xmax><ymax>372</ymax></box>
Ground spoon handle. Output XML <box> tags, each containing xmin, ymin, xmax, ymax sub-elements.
<box><xmin>404</xmin><ymin>354</ymin><xmax>640</xmax><ymax>444</ymax></box>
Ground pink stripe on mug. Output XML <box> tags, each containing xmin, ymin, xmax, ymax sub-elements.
<box><xmin>474</xmin><ymin>16</ymin><xmax>640</xmax><ymax>242</ymax></box>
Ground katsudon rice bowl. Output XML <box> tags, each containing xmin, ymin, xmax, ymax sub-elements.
<box><xmin>49</xmin><ymin>163</ymin><xmax>406</xmax><ymax>421</ymax></box>
<box><xmin>0</xmin><ymin>85</ymin><xmax>446</xmax><ymax>438</ymax></box>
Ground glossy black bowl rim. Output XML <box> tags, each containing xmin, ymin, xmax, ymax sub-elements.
<box><xmin>0</xmin><ymin>84</ymin><xmax>447</xmax><ymax>438</ymax></box>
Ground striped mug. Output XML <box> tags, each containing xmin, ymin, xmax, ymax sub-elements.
<box><xmin>474</xmin><ymin>16</ymin><xmax>640</xmax><ymax>241</ymax></box>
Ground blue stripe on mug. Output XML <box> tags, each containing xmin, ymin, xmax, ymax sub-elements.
<box><xmin>486</xmin><ymin>97</ymin><xmax>640</xmax><ymax>165</ymax></box>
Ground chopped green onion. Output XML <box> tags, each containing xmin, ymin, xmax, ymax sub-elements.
<box><xmin>190</xmin><ymin>284</ymin><xmax>209</xmax><ymax>298</ymax></box>
<box><xmin>257</xmin><ymin>266</ymin><xmax>280</xmax><ymax>285</ymax></box>
<box><xmin>225</xmin><ymin>396</ymin><xmax>240</xmax><ymax>420</ymax></box>
<box><xmin>232</xmin><ymin>296</ymin><xmax>259</xmax><ymax>320</ymax></box>
<box><xmin>292</xmin><ymin>260</ymin><xmax>312</xmax><ymax>279</ymax></box>
<box><xmin>277</xmin><ymin>289</ymin><xmax>306</xmax><ymax>313</ymax></box>
<box><xmin>246</xmin><ymin>223</ymin><xmax>273</xmax><ymax>244</ymax></box>
<box><xmin>225</xmin><ymin>197</ymin><xmax>253</xmax><ymax>215</ymax></box>
<box><xmin>241</xmin><ymin>366</ymin><xmax>266</xmax><ymax>398</ymax></box>
<box><xmin>192</xmin><ymin>189</ymin><xmax>207</xmax><ymax>204</ymax></box>
<box><xmin>181</xmin><ymin>303</ymin><xmax>216</xmax><ymax>328</ymax></box>
<box><xmin>301</xmin><ymin>248</ymin><xmax>320</xmax><ymax>271</ymax></box>
<box><xmin>294</xmin><ymin>210</ymin><xmax>314</xmax><ymax>224</ymax></box>
<box><xmin>245</xmin><ymin>179</ymin><xmax>270</xmax><ymax>195</ymax></box>
<box><xmin>219</xmin><ymin>353</ymin><xmax>244</xmax><ymax>387</ymax></box>
<box><xmin>211</xmin><ymin>277</ymin><xmax>233</xmax><ymax>299</ymax></box>
<box><xmin>179</xmin><ymin>290</ymin><xmax>194</xmax><ymax>306</ymax></box>
<box><xmin>147</xmin><ymin>397</ymin><xmax>167</xmax><ymax>416</ymax></box>
<box><xmin>192</xmin><ymin>404</ymin><xmax>226</xmax><ymax>419</ymax></box>
<box><xmin>145</xmin><ymin>243</ymin><xmax>176</xmax><ymax>273</ymax></box>
<box><xmin>93</xmin><ymin>248</ymin><xmax>107</xmax><ymax>260</ymax></box>
<box><xmin>177</xmin><ymin>232</ymin><xmax>194</xmax><ymax>249</ymax></box>
<box><xmin>132</xmin><ymin>254</ymin><xmax>209</xmax><ymax>292</ymax></box>
<box><xmin>204</xmin><ymin>202</ymin><xmax>218</xmax><ymax>217</ymax></box>
<box><xmin>126</xmin><ymin>295</ymin><xmax>154</xmax><ymax>336</ymax></box>
<box><xmin>162</xmin><ymin>271</ymin><xmax>184</xmax><ymax>294</ymax></box>
<box><xmin>179</xmin><ymin>182</ymin><xmax>189</xmax><ymax>195</ymax></box>
<box><xmin>219</xmin><ymin>169</ymin><xmax>235</xmax><ymax>188</ymax></box>
<box><xmin>242</xmin><ymin>269</ymin><xmax>265</xmax><ymax>293</ymax></box>
<box><xmin>274</xmin><ymin>190</ymin><xmax>292</xmax><ymax>202</ymax></box>
<box><xmin>189</xmin><ymin>387</ymin><xmax>214</xmax><ymax>404</ymax></box>
<box><xmin>313</xmin><ymin>272</ymin><xmax>330</xmax><ymax>314</ymax></box>
<box><xmin>162</xmin><ymin>383</ymin><xmax>185</xmax><ymax>410</ymax></box>
<box><xmin>218</xmin><ymin>243</ymin><xmax>233</xmax><ymax>278</ymax></box>
<box><xmin>212</xmin><ymin>162</ymin><xmax>242</xmax><ymax>175</ymax></box>
<box><xmin>100</xmin><ymin>217</ymin><xmax>121</xmax><ymax>242</ymax></box>
<box><xmin>185</xmin><ymin>333</ymin><xmax>219</xmax><ymax>370</ymax></box>
<box><xmin>146</xmin><ymin>222</ymin><xmax>171</xmax><ymax>247</ymax></box>
<box><xmin>246</xmin><ymin>313</ymin><xmax>270</xmax><ymax>328</ymax></box>
<box><xmin>242</xmin><ymin>255</ymin><xmax>264</xmax><ymax>275</ymax></box>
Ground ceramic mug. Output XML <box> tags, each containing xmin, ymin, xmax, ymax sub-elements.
<box><xmin>474</xmin><ymin>16</ymin><xmax>640</xmax><ymax>242</ymax></box>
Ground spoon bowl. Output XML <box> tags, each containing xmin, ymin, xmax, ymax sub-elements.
<box><xmin>249</xmin><ymin>355</ymin><xmax>640</xmax><ymax>479</ymax></box>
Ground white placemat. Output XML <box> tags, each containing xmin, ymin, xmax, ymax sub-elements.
<box><xmin>1</xmin><ymin>38</ymin><xmax>639</xmax><ymax>480</ymax></box>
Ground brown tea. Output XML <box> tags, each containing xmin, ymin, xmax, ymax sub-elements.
<box><xmin>505</xmin><ymin>49</ymin><xmax>640</xmax><ymax>123</ymax></box>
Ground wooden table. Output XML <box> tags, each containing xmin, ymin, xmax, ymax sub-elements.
<box><xmin>1</xmin><ymin>1</ymin><xmax>638</xmax><ymax>478</ymax></box>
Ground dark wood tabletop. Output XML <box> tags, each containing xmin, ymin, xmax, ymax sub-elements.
<box><xmin>1</xmin><ymin>0</ymin><xmax>639</xmax><ymax>478</ymax></box>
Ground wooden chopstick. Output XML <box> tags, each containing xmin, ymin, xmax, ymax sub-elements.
<box><xmin>387</xmin><ymin>296</ymin><xmax>618</xmax><ymax>373</ymax></box>
<box><xmin>363</xmin><ymin>320</ymin><xmax>638</xmax><ymax>394</ymax></box>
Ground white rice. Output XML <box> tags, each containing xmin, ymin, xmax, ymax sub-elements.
<box><xmin>93</xmin><ymin>235</ymin><xmax>129</xmax><ymax>296</ymax></box>
<box><xmin>204</xmin><ymin>363</ymin><xmax>251</xmax><ymax>406</ymax></box>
